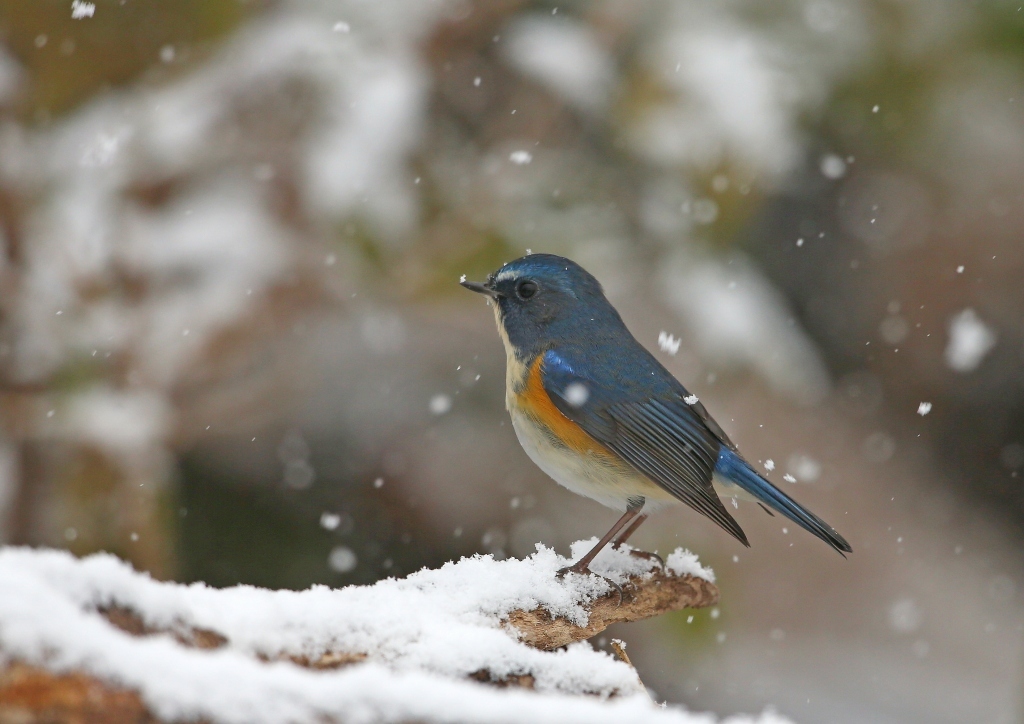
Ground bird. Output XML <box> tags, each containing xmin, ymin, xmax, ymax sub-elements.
<box><xmin>461</xmin><ymin>253</ymin><xmax>851</xmax><ymax>578</ymax></box>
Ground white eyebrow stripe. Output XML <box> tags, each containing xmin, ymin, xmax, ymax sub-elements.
<box><xmin>494</xmin><ymin>269</ymin><xmax>518</xmax><ymax>282</ymax></box>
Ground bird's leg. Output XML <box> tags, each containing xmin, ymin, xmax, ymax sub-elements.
<box><xmin>557</xmin><ymin>501</ymin><xmax>647</xmax><ymax>604</ymax></box>
<box><xmin>611</xmin><ymin>513</ymin><xmax>647</xmax><ymax>548</ymax></box>
<box><xmin>557</xmin><ymin>507</ymin><xmax>639</xmax><ymax>577</ymax></box>
<box><xmin>610</xmin><ymin>513</ymin><xmax>665</xmax><ymax>568</ymax></box>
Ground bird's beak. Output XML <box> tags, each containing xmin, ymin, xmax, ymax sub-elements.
<box><xmin>460</xmin><ymin>278</ymin><xmax>501</xmax><ymax>299</ymax></box>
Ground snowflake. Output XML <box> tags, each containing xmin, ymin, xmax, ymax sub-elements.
<box><xmin>658</xmin><ymin>331</ymin><xmax>681</xmax><ymax>356</ymax></box>
<box><xmin>71</xmin><ymin>0</ymin><xmax>95</xmax><ymax>19</ymax></box>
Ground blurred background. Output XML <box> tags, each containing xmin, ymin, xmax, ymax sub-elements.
<box><xmin>1</xmin><ymin>0</ymin><xmax>1023</xmax><ymax>721</ymax></box>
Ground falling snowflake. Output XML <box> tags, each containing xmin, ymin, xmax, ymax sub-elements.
<box><xmin>683</xmin><ymin>394</ymin><xmax>698</xmax><ymax>405</ymax></box>
<box><xmin>658</xmin><ymin>331</ymin><xmax>681</xmax><ymax>355</ymax></box>
<box><xmin>71</xmin><ymin>0</ymin><xmax>95</xmax><ymax>19</ymax></box>
<box><xmin>820</xmin><ymin>154</ymin><xmax>847</xmax><ymax>179</ymax></box>
<box><xmin>429</xmin><ymin>394</ymin><xmax>452</xmax><ymax>415</ymax></box>
<box><xmin>564</xmin><ymin>382</ymin><xmax>589</xmax><ymax>407</ymax></box>
<box><xmin>917</xmin><ymin>402</ymin><xmax>932</xmax><ymax>416</ymax></box>
<box><xmin>328</xmin><ymin>546</ymin><xmax>358</xmax><ymax>573</ymax></box>
<box><xmin>945</xmin><ymin>308</ymin><xmax>996</xmax><ymax>373</ymax></box>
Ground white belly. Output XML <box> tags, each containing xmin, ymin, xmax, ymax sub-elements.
<box><xmin>509</xmin><ymin>408</ymin><xmax>678</xmax><ymax>512</ymax></box>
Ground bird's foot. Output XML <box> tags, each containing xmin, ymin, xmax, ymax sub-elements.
<box><xmin>556</xmin><ymin>563</ymin><xmax>623</xmax><ymax>606</ymax></box>
<box><xmin>614</xmin><ymin>546</ymin><xmax>665</xmax><ymax>569</ymax></box>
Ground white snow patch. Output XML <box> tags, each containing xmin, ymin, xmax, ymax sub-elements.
<box><xmin>658</xmin><ymin>331</ymin><xmax>681</xmax><ymax>355</ymax></box>
<box><xmin>664</xmin><ymin>549</ymin><xmax>715</xmax><ymax>583</ymax></box>
<box><xmin>0</xmin><ymin>546</ymin><xmax>760</xmax><ymax>724</ymax></box>
<box><xmin>945</xmin><ymin>308</ymin><xmax>996</xmax><ymax>373</ymax></box>
<box><xmin>683</xmin><ymin>394</ymin><xmax>699</xmax><ymax>405</ymax></box>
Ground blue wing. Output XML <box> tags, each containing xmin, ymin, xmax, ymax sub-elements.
<box><xmin>540</xmin><ymin>349</ymin><xmax>749</xmax><ymax>547</ymax></box>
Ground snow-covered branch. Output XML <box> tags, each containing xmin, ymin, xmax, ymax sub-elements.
<box><xmin>509</xmin><ymin>565</ymin><xmax>718</xmax><ymax>651</ymax></box>
<box><xmin>0</xmin><ymin>542</ymin><xmax>778</xmax><ymax>724</ymax></box>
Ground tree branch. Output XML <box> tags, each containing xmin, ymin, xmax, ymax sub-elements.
<box><xmin>506</xmin><ymin>569</ymin><xmax>719</xmax><ymax>651</ymax></box>
<box><xmin>0</xmin><ymin>548</ymin><xmax>718</xmax><ymax>722</ymax></box>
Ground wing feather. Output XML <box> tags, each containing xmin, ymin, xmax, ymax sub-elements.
<box><xmin>609</xmin><ymin>415</ymin><xmax>749</xmax><ymax>545</ymax></box>
<box><xmin>610</xmin><ymin>403</ymin><xmax>709</xmax><ymax>487</ymax></box>
<box><xmin>541</xmin><ymin>351</ymin><xmax>748</xmax><ymax>546</ymax></box>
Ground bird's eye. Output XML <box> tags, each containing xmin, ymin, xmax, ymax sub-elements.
<box><xmin>516</xmin><ymin>280</ymin><xmax>538</xmax><ymax>300</ymax></box>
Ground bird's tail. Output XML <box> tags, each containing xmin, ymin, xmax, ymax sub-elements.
<box><xmin>714</xmin><ymin>447</ymin><xmax>852</xmax><ymax>555</ymax></box>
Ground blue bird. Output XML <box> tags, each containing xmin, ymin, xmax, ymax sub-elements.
<box><xmin>462</xmin><ymin>253</ymin><xmax>851</xmax><ymax>577</ymax></box>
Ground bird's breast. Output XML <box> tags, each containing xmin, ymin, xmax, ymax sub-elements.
<box><xmin>506</xmin><ymin>354</ymin><xmax>677</xmax><ymax>512</ymax></box>
<box><xmin>511</xmin><ymin>355</ymin><xmax>606</xmax><ymax>456</ymax></box>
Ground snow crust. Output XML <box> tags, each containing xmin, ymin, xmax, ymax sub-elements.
<box><xmin>0</xmin><ymin>544</ymin><xmax>788</xmax><ymax>724</ymax></box>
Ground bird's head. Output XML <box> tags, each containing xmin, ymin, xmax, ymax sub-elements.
<box><xmin>461</xmin><ymin>253</ymin><xmax>622</xmax><ymax>360</ymax></box>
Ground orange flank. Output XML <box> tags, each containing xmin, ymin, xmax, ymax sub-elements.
<box><xmin>515</xmin><ymin>355</ymin><xmax>613</xmax><ymax>458</ymax></box>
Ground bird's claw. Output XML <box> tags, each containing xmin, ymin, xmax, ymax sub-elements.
<box><xmin>628</xmin><ymin>549</ymin><xmax>665</xmax><ymax>569</ymax></box>
<box><xmin>611</xmin><ymin>543</ymin><xmax>664</xmax><ymax>570</ymax></box>
<box><xmin>556</xmin><ymin>564</ymin><xmax>624</xmax><ymax>607</ymax></box>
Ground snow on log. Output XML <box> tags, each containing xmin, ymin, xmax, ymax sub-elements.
<box><xmin>509</xmin><ymin>562</ymin><xmax>718</xmax><ymax>651</ymax></box>
<box><xmin>0</xmin><ymin>542</ymin><xmax>782</xmax><ymax>724</ymax></box>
